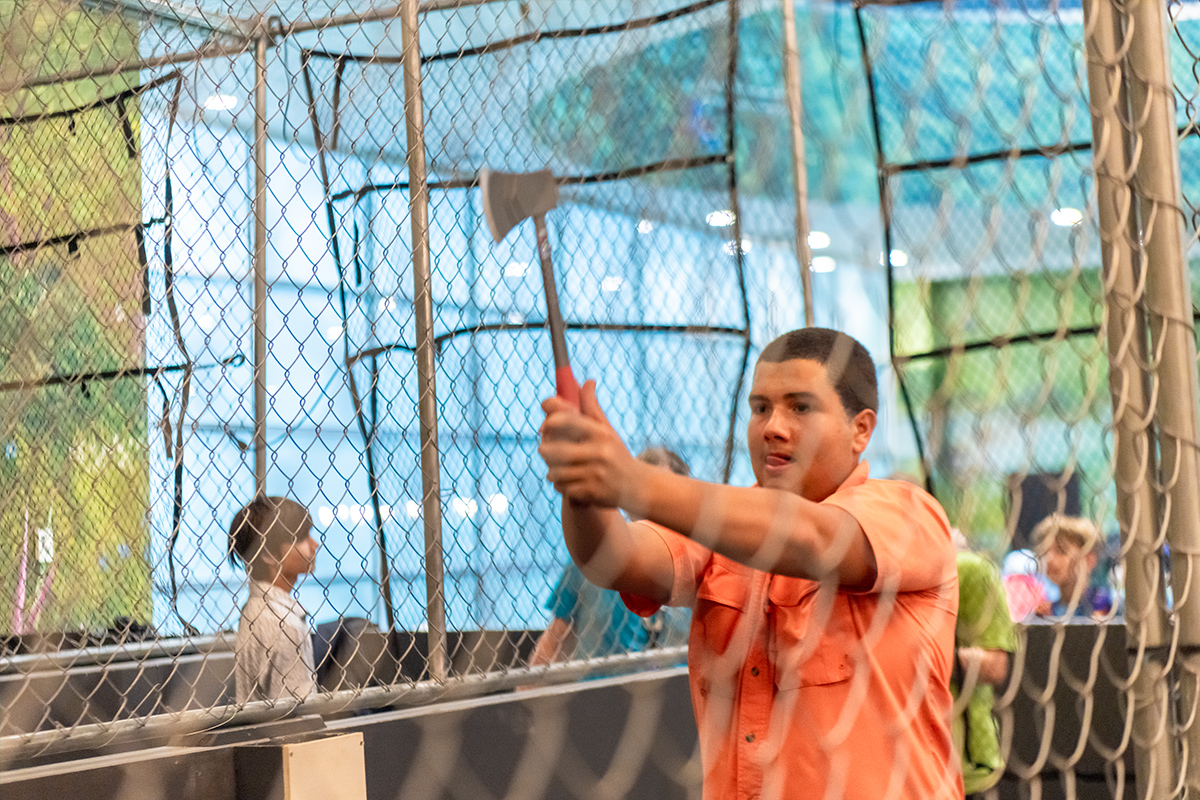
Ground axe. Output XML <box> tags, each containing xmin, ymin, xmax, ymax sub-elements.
<box><xmin>480</xmin><ymin>167</ymin><xmax>580</xmax><ymax>407</ymax></box>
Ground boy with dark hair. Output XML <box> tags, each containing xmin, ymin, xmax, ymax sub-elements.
<box><xmin>228</xmin><ymin>496</ymin><xmax>320</xmax><ymax>703</ymax></box>
<box><xmin>538</xmin><ymin>327</ymin><xmax>960</xmax><ymax>800</ymax></box>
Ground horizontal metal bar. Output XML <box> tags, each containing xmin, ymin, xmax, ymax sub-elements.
<box><xmin>0</xmin><ymin>70</ymin><xmax>182</xmax><ymax>126</ymax></box>
<box><xmin>16</xmin><ymin>40</ymin><xmax>250</xmax><ymax>91</ymax></box>
<box><xmin>0</xmin><ymin>222</ymin><xmax>139</xmax><ymax>258</ymax></box>
<box><xmin>0</xmin><ymin>634</ymin><xmax>232</xmax><ymax>675</ymax></box>
<box><xmin>348</xmin><ymin>321</ymin><xmax>748</xmax><ymax>366</ymax></box>
<box><xmin>279</xmin><ymin>0</ymin><xmax>509</xmax><ymax>36</ymax></box>
<box><xmin>86</xmin><ymin>0</ymin><xmax>252</xmax><ymax>39</ymax></box>
<box><xmin>332</xmin><ymin>153</ymin><xmax>728</xmax><ymax>203</ymax></box>
<box><xmin>0</xmin><ymin>352</ymin><xmax>245</xmax><ymax>394</ymax></box>
<box><xmin>886</xmin><ymin>123</ymin><xmax>1200</xmax><ymax>175</ymax></box>
<box><xmin>893</xmin><ymin>324</ymin><xmax>1100</xmax><ymax>364</ymax></box>
<box><xmin>302</xmin><ymin>0</ymin><xmax>725</xmax><ymax>64</ymax></box>
<box><xmin>0</xmin><ymin>650</ymin><xmax>687</xmax><ymax>764</ymax></box>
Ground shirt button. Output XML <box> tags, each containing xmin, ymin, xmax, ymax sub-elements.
<box><xmin>745</xmin><ymin>733</ymin><xmax>755</xmax><ymax>743</ymax></box>
<box><xmin>750</xmin><ymin>667</ymin><xmax>759</xmax><ymax>677</ymax></box>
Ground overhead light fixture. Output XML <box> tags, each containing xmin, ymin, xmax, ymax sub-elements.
<box><xmin>807</xmin><ymin>230</ymin><xmax>831</xmax><ymax>249</ymax></box>
<box><xmin>706</xmin><ymin>210</ymin><xmax>736</xmax><ymax>227</ymax></box>
<box><xmin>889</xmin><ymin>249</ymin><xmax>909</xmax><ymax>267</ymax></box>
<box><xmin>451</xmin><ymin>497</ymin><xmax>478</xmax><ymax>520</ymax></box>
<box><xmin>636</xmin><ymin>219</ymin><xmax>654</xmax><ymax>235</ymax></box>
<box><xmin>601</xmin><ymin>276</ymin><xmax>624</xmax><ymax>292</ymax></box>
<box><xmin>1051</xmin><ymin>207</ymin><xmax>1084</xmax><ymax>227</ymax></box>
<box><xmin>488</xmin><ymin>493</ymin><xmax>509</xmax><ymax>516</ymax></box>
<box><xmin>203</xmin><ymin>94</ymin><xmax>238</xmax><ymax>112</ymax></box>
<box><xmin>811</xmin><ymin>256</ymin><xmax>837</xmax><ymax>273</ymax></box>
<box><xmin>723</xmin><ymin>239</ymin><xmax>752</xmax><ymax>256</ymax></box>
<box><xmin>504</xmin><ymin>262</ymin><xmax>528</xmax><ymax>278</ymax></box>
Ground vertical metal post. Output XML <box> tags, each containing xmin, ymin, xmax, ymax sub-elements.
<box><xmin>399</xmin><ymin>0</ymin><xmax>447</xmax><ymax>682</ymax></box>
<box><xmin>780</xmin><ymin>0</ymin><xmax>814</xmax><ymax>327</ymax></box>
<box><xmin>253</xmin><ymin>30</ymin><xmax>269</xmax><ymax>496</ymax></box>
<box><xmin>1124</xmin><ymin>0</ymin><xmax>1200</xmax><ymax>789</ymax></box>
<box><xmin>1081</xmin><ymin>0</ymin><xmax>1174</xmax><ymax>794</ymax></box>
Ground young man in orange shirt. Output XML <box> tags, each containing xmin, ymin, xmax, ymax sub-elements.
<box><xmin>538</xmin><ymin>328</ymin><xmax>961</xmax><ymax>800</ymax></box>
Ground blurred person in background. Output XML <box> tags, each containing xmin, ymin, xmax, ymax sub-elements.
<box><xmin>1032</xmin><ymin>514</ymin><xmax>1116</xmax><ymax>620</ymax></box>
<box><xmin>952</xmin><ymin>529</ymin><xmax>1019</xmax><ymax>796</ymax></box>
<box><xmin>228</xmin><ymin>496</ymin><xmax>320</xmax><ymax>703</ymax></box>
<box><xmin>530</xmin><ymin>447</ymin><xmax>692</xmax><ymax>666</ymax></box>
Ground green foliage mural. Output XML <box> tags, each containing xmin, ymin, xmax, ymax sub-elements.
<box><xmin>0</xmin><ymin>0</ymin><xmax>150</xmax><ymax>638</ymax></box>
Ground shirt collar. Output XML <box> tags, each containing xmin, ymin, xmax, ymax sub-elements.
<box><xmin>249</xmin><ymin>579</ymin><xmax>304</xmax><ymax>611</ymax></box>
<box><xmin>838</xmin><ymin>460</ymin><xmax>871</xmax><ymax>491</ymax></box>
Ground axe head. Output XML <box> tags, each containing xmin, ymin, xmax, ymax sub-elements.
<box><xmin>479</xmin><ymin>168</ymin><xmax>559</xmax><ymax>243</ymax></box>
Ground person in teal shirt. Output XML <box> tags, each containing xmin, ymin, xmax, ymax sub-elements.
<box><xmin>954</xmin><ymin>540</ymin><xmax>1020</xmax><ymax>795</ymax></box>
<box><xmin>529</xmin><ymin>447</ymin><xmax>690</xmax><ymax>665</ymax></box>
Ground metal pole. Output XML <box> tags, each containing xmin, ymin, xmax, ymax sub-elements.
<box><xmin>1081</xmin><ymin>0</ymin><xmax>1174</xmax><ymax>794</ymax></box>
<box><xmin>780</xmin><ymin>0</ymin><xmax>814</xmax><ymax>327</ymax></box>
<box><xmin>399</xmin><ymin>0</ymin><xmax>447</xmax><ymax>682</ymax></box>
<box><xmin>253</xmin><ymin>30</ymin><xmax>269</xmax><ymax>497</ymax></box>
<box><xmin>1124</xmin><ymin>0</ymin><xmax>1200</xmax><ymax>789</ymax></box>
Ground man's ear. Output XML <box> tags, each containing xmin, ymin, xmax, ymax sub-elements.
<box><xmin>851</xmin><ymin>408</ymin><xmax>876</xmax><ymax>455</ymax></box>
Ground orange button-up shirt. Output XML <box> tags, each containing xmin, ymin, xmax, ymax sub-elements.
<box><xmin>624</xmin><ymin>462</ymin><xmax>961</xmax><ymax>800</ymax></box>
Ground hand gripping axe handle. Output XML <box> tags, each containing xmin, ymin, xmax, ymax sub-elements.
<box><xmin>480</xmin><ymin>168</ymin><xmax>580</xmax><ymax>407</ymax></box>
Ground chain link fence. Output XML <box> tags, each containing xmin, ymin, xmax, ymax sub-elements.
<box><xmin>2</xmin><ymin>0</ymin><xmax>1200</xmax><ymax>798</ymax></box>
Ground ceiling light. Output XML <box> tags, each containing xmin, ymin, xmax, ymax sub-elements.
<box><xmin>601</xmin><ymin>276</ymin><xmax>624</xmax><ymax>292</ymax></box>
<box><xmin>889</xmin><ymin>249</ymin><xmax>909</xmax><ymax>267</ymax></box>
<box><xmin>706</xmin><ymin>210</ymin><xmax>736</xmax><ymax>227</ymax></box>
<box><xmin>807</xmin><ymin>230</ymin><xmax>831</xmax><ymax>249</ymax></box>
<box><xmin>636</xmin><ymin>219</ymin><xmax>654</xmax><ymax>235</ymax></box>
<box><xmin>1051</xmin><ymin>207</ymin><xmax>1084</xmax><ymax>227</ymax></box>
<box><xmin>724</xmin><ymin>239</ymin><xmax>752</xmax><ymax>256</ymax></box>
<box><xmin>203</xmin><ymin>94</ymin><xmax>238</xmax><ymax>112</ymax></box>
<box><xmin>504</xmin><ymin>262</ymin><xmax>528</xmax><ymax>278</ymax></box>
<box><xmin>811</xmin><ymin>256</ymin><xmax>837</xmax><ymax>273</ymax></box>
<box><xmin>488</xmin><ymin>493</ymin><xmax>509</xmax><ymax>516</ymax></box>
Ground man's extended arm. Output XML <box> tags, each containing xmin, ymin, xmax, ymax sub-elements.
<box><xmin>540</xmin><ymin>382</ymin><xmax>877</xmax><ymax>592</ymax></box>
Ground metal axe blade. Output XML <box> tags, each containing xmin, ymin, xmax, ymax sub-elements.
<box><xmin>479</xmin><ymin>168</ymin><xmax>560</xmax><ymax>243</ymax></box>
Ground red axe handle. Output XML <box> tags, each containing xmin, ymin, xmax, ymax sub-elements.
<box><xmin>532</xmin><ymin>213</ymin><xmax>579</xmax><ymax>407</ymax></box>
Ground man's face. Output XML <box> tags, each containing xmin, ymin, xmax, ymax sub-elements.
<box><xmin>746</xmin><ymin>358</ymin><xmax>875</xmax><ymax>501</ymax></box>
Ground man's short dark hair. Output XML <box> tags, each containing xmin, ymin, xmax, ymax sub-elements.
<box><xmin>758</xmin><ymin>327</ymin><xmax>878</xmax><ymax>415</ymax></box>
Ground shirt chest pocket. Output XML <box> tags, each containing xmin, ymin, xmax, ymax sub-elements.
<box><xmin>694</xmin><ymin>561</ymin><xmax>755</xmax><ymax>659</ymax></box>
<box><xmin>768</xmin><ymin>577</ymin><xmax>854</xmax><ymax>690</ymax></box>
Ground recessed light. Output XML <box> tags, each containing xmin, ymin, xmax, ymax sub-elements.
<box><xmin>812</xmin><ymin>256</ymin><xmax>837</xmax><ymax>273</ymax></box>
<box><xmin>1051</xmin><ymin>207</ymin><xmax>1083</xmax><ymax>227</ymax></box>
<box><xmin>203</xmin><ymin>94</ymin><xmax>238</xmax><ymax>112</ymax></box>
<box><xmin>706</xmin><ymin>210</ymin><xmax>736</xmax><ymax>227</ymax></box>
<box><xmin>807</xmin><ymin>230</ymin><xmax>831</xmax><ymax>249</ymax></box>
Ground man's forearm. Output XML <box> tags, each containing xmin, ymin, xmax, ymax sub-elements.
<box><xmin>626</xmin><ymin>463</ymin><xmax>870</xmax><ymax>584</ymax></box>
<box><xmin>562</xmin><ymin>500</ymin><xmax>673</xmax><ymax>603</ymax></box>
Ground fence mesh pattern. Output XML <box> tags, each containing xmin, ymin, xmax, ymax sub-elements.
<box><xmin>3</xmin><ymin>0</ymin><xmax>1200</xmax><ymax>798</ymax></box>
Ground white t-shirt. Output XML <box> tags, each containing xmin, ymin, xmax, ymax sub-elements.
<box><xmin>235</xmin><ymin>579</ymin><xmax>317</xmax><ymax>703</ymax></box>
